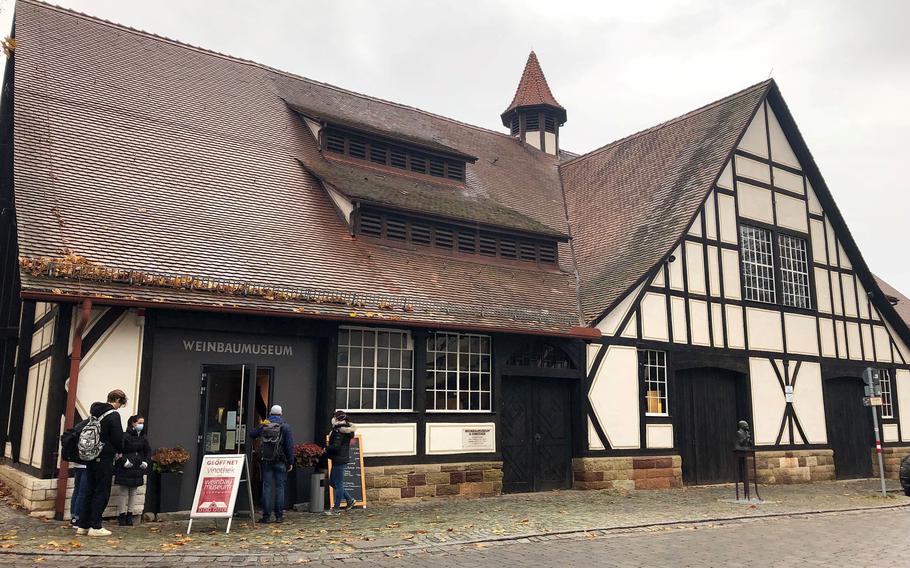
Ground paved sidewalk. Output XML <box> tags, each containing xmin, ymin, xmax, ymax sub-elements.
<box><xmin>0</xmin><ymin>479</ymin><xmax>906</xmax><ymax>564</ymax></box>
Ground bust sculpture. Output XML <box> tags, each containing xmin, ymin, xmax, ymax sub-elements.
<box><xmin>734</xmin><ymin>420</ymin><xmax>754</xmax><ymax>451</ymax></box>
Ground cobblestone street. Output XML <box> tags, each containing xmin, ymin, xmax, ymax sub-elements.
<box><xmin>0</xmin><ymin>479</ymin><xmax>906</xmax><ymax>565</ymax></box>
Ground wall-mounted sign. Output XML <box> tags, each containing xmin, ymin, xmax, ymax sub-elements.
<box><xmin>784</xmin><ymin>385</ymin><xmax>794</xmax><ymax>403</ymax></box>
<box><xmin>182</xmin><ymin>340</ymin><xmax>294</xmax><ymax>357</ymax></box>
<box><xmin>863</xmin><ymin>396</ymin><xmax>883</xmax><ymax>407</ymax></box>
<box><xmin>463</xmin><ymin>427</ymin><xmax>494</xmax><ymax>450</ymax></box>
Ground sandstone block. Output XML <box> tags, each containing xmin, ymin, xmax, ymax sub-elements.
<box><xmin>426</xmin><ymin>472</ymin><xmax>451</xmax><ymax>485</ymax></box>
<box><xmin>415</xmin><ymin>484</ymin><xmax>436</xmax><ymax>498</ymax></box>
<box><xmin>379</xmin><ymin>487</ymin><xmax>401</xmax><ymax>501</ymax></box>
<box><xmin>436</xmin><ymin>484</ymin><xmax>459</xmax><ymax>496</ymax></box>
<box><xmin>407</xmin><ymin>473</ymin><xmax>426</xmax><ymax>486</ymax></box>
<box><xmin>400</xmin><ymin>486</ymin><xmax>416</xmax><ymax>499</ymax></box>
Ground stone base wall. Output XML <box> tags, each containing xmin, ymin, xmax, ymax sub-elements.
<box><xmin>365</xmin><ymin>461</ymin><xmax>503</xmax><ymax>502</ymax></box>
<box><xmin>754</xmin><ymin>450</ymin><xmax>835</xmax><ymax>484</ymax></box>
<box><xmin>872</xmin><ymin>446</ymin><xmax>910</xmax><ymax>480</ymax></box>
<box><xmin>572</xmin><ymin>456</ymin><xmax>682</xmax><ymax>490</ymax></box>
<box><xmin>0</xmin><ymin>462</ymin><xmax>145</xmax><ymax>519</ymax></box>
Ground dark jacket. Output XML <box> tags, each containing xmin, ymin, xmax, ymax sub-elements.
<box><xmin>89</xmin><ymin>402</ymin><xmax>124</xmax><ymax>461</ymax></box>
<box><xmin>114</xmin><ymin>428</ymin><xmax>151</xmax><ymax>487</ymax></box>
<box><xmin>250</xmin><ymin>415</ymin><xmax>294</xmax><ymax>464</ymax></box>
<box><xmin>326</xmin><ymin>421</ymin><xmax>356</xmax><ymax>465</ymax></box>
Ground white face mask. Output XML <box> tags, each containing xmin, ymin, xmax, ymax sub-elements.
<box><xmin>135</xmin><ymin>424</ymin><xmax>144</xmax><ymax>432</ymax></box>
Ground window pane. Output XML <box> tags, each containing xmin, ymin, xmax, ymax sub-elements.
<box><xmin>336</xmin><ymin>368</ymin><xmax>347</xmax><ymax>388</ymax></box>
<box><xmin>639</xmin><ymin>349</ymin><xmax>669</xmax><ymax>416</ymax></box>
<box><xmin>337</xmin><ymin>327</ymin><xmax>413</xmax><ymax>411</ymax></box>
<box><xmin>401</xmin><ymin>390</ymin><xmax>413</xmax><ymax>410</ymax></box>
<box><xmin>778</xmin><ymin>234</ymin><xmax>811</xmax><ymax>309</ymax></box>
<box><xmin>740</xmin><ymin>225</ymin><xmax>776</xmax><ymax>304</ymax></box>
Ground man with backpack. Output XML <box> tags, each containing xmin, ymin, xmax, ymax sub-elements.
<box><xmin>76</xmin><ymin>390</ymin><xmax>126</xmax><ymax>536</ymax></box>
<box><xmin>250</xmin><ymin>404</ymin><xmax>294</xmax><ymax>524</ymax></box>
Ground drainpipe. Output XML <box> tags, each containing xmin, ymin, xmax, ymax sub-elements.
<box><xmin>54</xmin><ymin>299</ymin><xmax>92</xmax><ymax>521</ymax></box>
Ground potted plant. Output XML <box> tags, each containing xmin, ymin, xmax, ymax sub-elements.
<box><xmin>151</xmin><ymin>446</ymin><xmax>190</xmax><ymax>513</ymax></box>
<box><xmin>295</xmin><ymin>443</ymin><xmax>326</xmax><ymax>513</ymax></box>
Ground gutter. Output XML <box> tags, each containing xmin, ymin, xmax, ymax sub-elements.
<box><xmin>21</xmin><ymin>291</ymin><xmax>601</xmax><ymax>341</ymax></box>
<box><xmin>54</xmin><ymin>298</ymin><xmax>91</xmax><ymax>520</ymax></box>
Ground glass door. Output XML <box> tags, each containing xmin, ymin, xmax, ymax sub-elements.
<box><xmin>200</xmin><ymin>364</ymin><xmax>250</xmax><ymax>457</ymax></box>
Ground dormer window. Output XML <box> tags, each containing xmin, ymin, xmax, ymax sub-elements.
<box><xmin>322</xmin><ymin>127</ymin><xmax>467</xmax><ymax>182</ymax></box>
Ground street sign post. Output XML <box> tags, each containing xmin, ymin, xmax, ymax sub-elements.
<box><xmin>863</xmin><ymin>368</ymin><xmax>887</xmax><ymax>497</ymax></box>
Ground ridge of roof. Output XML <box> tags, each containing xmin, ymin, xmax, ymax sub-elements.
<box><xmin>16</xmin><ymin>0</ymin><xmax>517</xmax><ymax>142</ymax></box>
<box><xmin>561</xmin><ymin>79</ymin><xmax>774</xmax><ymax>169</ymax></box>
<box><xmin>502</xmin><ymin>51</ymin><xmax>565</xmax><ymax>116</ymax></box>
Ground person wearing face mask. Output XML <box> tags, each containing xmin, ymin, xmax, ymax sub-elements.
<box><xmin>113</xmin><ymin>414</ymin><xmax>151</xmax><ymax>526</ymax></box>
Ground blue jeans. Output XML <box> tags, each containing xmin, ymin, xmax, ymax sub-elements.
<box><xmin>70</xmin><ymin>468</ymin><xmax>88</xmax><ymax>522</ymax></box>
<box><xmin>330</xmin><ymin>462</ymin><xmax>352</xmax><ymax>509</ymax></box>
<box><xmin>260</xmin><ymin>462</ymin><xmax>287</xmax><ymax>519</ymax></box>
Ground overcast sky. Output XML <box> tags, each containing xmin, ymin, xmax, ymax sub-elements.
<box><xmin>2</xmin><ymin>0</ymin><xmax>908</xmax><ymax>292</ymax></box>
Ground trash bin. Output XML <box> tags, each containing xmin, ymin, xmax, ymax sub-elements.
<box><xmin>308</xmin><ymin>472</ymin><xmax>325</xmax><ymax>513</ymax></box>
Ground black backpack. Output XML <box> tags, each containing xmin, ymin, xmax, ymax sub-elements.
<box><xmin>60</xmin><ymin>418</ymin><xmax>89</xmax><ymax>464</ymax></box>
<box><xmin>259</xmin><ymin>422</ymin><xmax>284</xmax><ymax>463</ymax></box>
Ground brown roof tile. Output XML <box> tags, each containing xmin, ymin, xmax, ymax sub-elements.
<box><xmin>874</xmin><ymin>275</ymin><xmax>910</xmax><ymax>331</ymax></box>
<box><xmin>501</xmin><ymin>51</ymin><xmax>566</xmax><ymax>125</ymax></box>
<box><xmin>560</xmin><ymin>80</ymin><xmax>771</xmax><ymax>324</ymax></box>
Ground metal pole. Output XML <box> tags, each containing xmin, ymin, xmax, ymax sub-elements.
<box><xmin>871</xmin><ymin>405</ymin><xmax>887</xmax><ymax>497</ymax></box>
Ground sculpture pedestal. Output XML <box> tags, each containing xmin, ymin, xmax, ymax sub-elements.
<box><xmin>734</xmin><ymin>449</ymin><xmax>761</xmax><ymax>502</ymax></box>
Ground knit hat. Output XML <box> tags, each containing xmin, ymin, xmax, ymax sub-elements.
<box><xmin>270</xmin><ymin>404</ymin><xmax>283</xmax><ymax>416</ymax></box>
<box><xmin>333</xmin><ymin>410</ymin><xmax>347</xmax><ymax>422</ymax></box>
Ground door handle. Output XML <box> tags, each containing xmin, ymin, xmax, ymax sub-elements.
<box><xmin>534</xmin><ymin>433</ymin><xmax>542</xmax><ymax>443</ymax></box>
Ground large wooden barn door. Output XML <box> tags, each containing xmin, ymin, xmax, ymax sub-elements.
<box><xmin>676</xmin><ymin>368</ymin><xmax>741</xmax><ymax>485</ymax></box>
<box><xmin>501</xmin><ymin>378</ymin><xmax>572</xmax><ymax>493</ymax></box>
<box><xmin>824</xmin><ymin>377</ymin><xmax>873</xmax><ymax>479</ymax></box>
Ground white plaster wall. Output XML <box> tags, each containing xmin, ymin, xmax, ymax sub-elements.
<box><xmin>775</xmin><ymin>193</ymin><xmax>808</xmax><ymax>233</ymax></box>
<box><xmin>718</xmin><ymin>194</ymin><xmax>738</xmax><ymax>244</ymax></box>
<box><xmin>746</xmin><ymin>308</ymin><xmax>783</xmax><ymax>352</ymax></box>
<box><xmin>841</xmin><ymin>274</ymin><xmax>858</xmax><ymax>318</ymax></box>
<box><xmin>641</xmin><ymin>293</ymin><xmax>669</xmax><ymax>342</ymax></box>
<box><xmin>773</xmin><ymin>167</ymin><xmax>804</xmax><ymax>194</ymax></box>
<box><xmin>725</xmin><ymin>305</ymin><xmax>745</xmax><ymax>349</ymax></box>
<box><xmin>721</xmin><ymin>249</ymin><xmax>741</xmax><ymax>299</ymax></box>
<box><xmin>882</xmin><ymin>423</ymin><xmax>899</xmax><ymax>443</ymax></box>
<box><xmin>784</xmin><ymin>313</ymin><xmax>818</xmax><ymax>356</ymax></box>
<box><xmin>685</xmin><ymin>241</ymin><xmax>706</xmax><ymax>295</ymax></box>
<box><xmin>588</xmin><ymin>346</ymin><xmax>639</xmax><ymax>449</ymax></box>
<box><xmin>669</xmin><ymin>245</ymin><xmax>684</xmax><ymax>291</ymax></box>
<box><xmin>873</xmin><ymin>326</ymin><xmax>893</xmax><ymax>363</ymax></box>
<box><xmin>544</xmin><ymin>132</ymin><xmax>557</xmax><ymax>155</ymax></box>
<box><xmin>883</xmin><ymin>320</ymin><xmax>910</xmax><ymax>364</ymax></box>
<box><xmin>688</xmin><ymin>213</ymin><xmax>703</xmax><ymax>237</ymax></box>
<box><xmin>898</xmin><ymin>370</ymin><xmax>910</xmax><ymax>442</ymax></box>
<box><xmin>20</xmin><ymin>360</ymin><xmax>51</xmax><ymax>468</ymax></box>
<box><xmin>767</xmin><ymin>106</ymin><xmax>801</xmax><ymax>169</ymax></box>
<box><xmin>671</xmin><ymin>296</ymin><xmax>687</xmax><ymax>344</ymax></box>
<box><xmin>791</xmin><ymin>362</ymin><xmax>827</xmax><ymax>444</ymax></box>
<box><xmin>596</xmin><ymin>281</ymin><xmax>644</xmax><ymax>336</ymax></box>
<box><xmin>622</xmin><ymin>315</ymin><xmax>638</xmax><ymax>339</ymax></box>
<box><xmin>860</xmin><ymin>325</ymin><xmax>874</xmax><ymax>362</ymax></box>
<box><xmin>819</xmin><ymin>318</ymin><xmax>836</xmax><ymax>358</ymax></box>
<box><xmin>523</xmin><ymin>131</ymin><xmax>541</xmax><ymax>150</ymax></box>
<box><xmin>712</xmin><ymin>304</ymin><xmax>724</xmax><ymax>348</ymax></box>
<box><xmin>749</xmin><ymin>358</ymin><xmax>787</xmax><ymax>445</ymax></box>
<box><xmin>646</xmin><ymin>424</ymin><xmax>674</xmax><ymax>449</ymax></box>
<box><xmin>845</xmin><ymin>322</ymin><xmax>862</xmax><ymax>361</ymax></box>
<box><xmin>830</xmin><ymin>271</ymin><xmax>843</xmax><ymax>316</ymax></box>
<box><xmin>838</xmin><ymin>241</ymin><xmax>852</xmax><ymax>270</ymax></box>
<box><xmin>705</xmin><ymin>192</ymin><xmax>717</xmax><ymax>240</ymax></box>
<box><xmin>357</xmin><ymin>423</ymin><xmax>417</xmax><ymax>457</ymax></box>
<box><xmin>652</xmin><ymin>269</ymin><xmax>665</xmax><ymax>287</ymax></box>
<box><xmin>735</xmin><ymin>155</ymin><xmax>771</xmax><ymax>185</ymax></box>
<box><xmin>824</xmin><ymin>219</ymin><xmax>837</xmax><ymax>267</ymax></box>
<box><xmin>718</xmin><ymin>161</ymin><xmax>734</xmax><ymax>190</ymax></box>
<box><xmin>835</xmin><ymin>320</ymin><xmax>848</xmax><ymax>358</ymax></box>
<box><xmin>738</xmin><ymin>107</ymin><xmax>768</xmax><ymax>157</ymax></box>
<box><xmin>588</xmin><ymin>418</ymin><xmax>604</xmax><ymax>451</ymax></box>
<box><xmin>689</xmin><ymin>300</ymin><xmax>710</xmax><ymax>346</ymax></box>
<box><xmin>737</xmin><ymin>182</ymin><xmax>774</xmax><ymax>224</ymax></box>
<box><xmin>807</xmin><ymin>181</ymin><xmax>823</xmax><ymax>215</ymax></box>
<box><xmin>707</xmin><ymin>245</ymin><xmax>720</xmax><ymax>297</ymax></box>
<box><xmin>856</xmin><ymin>280</ymin><xmax>870</xmax><ymax>320</ymax></box>
<box><xmin>810</xmin><ymin>219</ymin><xmax>827</xmax><ymax>265</ymax></box>
<box><xmin>426</xmin><ymin>423</ymin><xmax>495</xmax><ymax>455</ymax></box>
<box><xmin>814</xmin><ymin>268</ymin><xmax>832</xmax><ymax>313</ymax></box>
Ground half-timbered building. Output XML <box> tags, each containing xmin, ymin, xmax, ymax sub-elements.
<box><xmin>0</xmin><ymin>0</ymin><xmax>907</xmax><ymax>517</ymax></box>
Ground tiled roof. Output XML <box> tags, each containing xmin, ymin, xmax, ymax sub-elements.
<box><xmin>874</xmin><ymin>275</ymin><xmax>910</xmax><ymax>331</ymax></box>
<box><xmin>501</xmin><ymin>52</ymin><xmax>566</xmax><ymax>125</ymax></box>
<box><xmin>10</xmin><ymin>0</ymin><xmax>581</xmax><ymax>334</ymax></box>
<box><xmin>560</xmin><ymin>80</ymin><xmax>772</xmax><ymax>324</ymax></box>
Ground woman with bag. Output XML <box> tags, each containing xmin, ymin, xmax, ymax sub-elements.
<box><xmin>324</xmin><ymin>410</ymin><xmax>356</xmax><ymax>515</ymax></box>
<box><xmin>113</xmin><ymin>414</ymin><xmax>151</xmax><ymax>526</ymax></box>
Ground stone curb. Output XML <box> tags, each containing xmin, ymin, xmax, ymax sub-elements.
<box><xmin>2</xmin><ymin>502</ymin><xmax>907</xmax><ymax>561</ymax></box>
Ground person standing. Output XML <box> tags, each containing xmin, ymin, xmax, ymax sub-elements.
<box><xmin>77</xmin><ymin>389</ymin><xmax>126</xmax><ymax>537</ymax></box>
<box><xmin>114</xmin><ymin>414</ymin><xmax>150</xmax><ymax>526</ymax></box>
<box><xmin>250</xmin><ymin>404</ymin><xmax>294</xmax><ymax>524</ymax></box>
<box><xmin>325</xmin><ymin>410</ymin><xmax>357</xmax><ymax>515</ymax></box>
<box><xmin>69</xmin><ymin>462</ymin><xmax>87</xmax><ymax>527</ymax></box>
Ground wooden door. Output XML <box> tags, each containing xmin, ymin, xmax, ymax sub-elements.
<box><xmin>501</xmin><ymin>378</ymin><xmax>572</xmax><ymax>493</ymax></box>
<box><xmin>676</xmin><ymin>368</ymin><xmax>741</xmax><ymax>485</ymax></box>
<box><xmin>824</xmin><ymin>377</ymin><xmax>873</xmax><ymax>479</ymax></box>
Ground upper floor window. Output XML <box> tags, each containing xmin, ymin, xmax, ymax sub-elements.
<box><xmin>740</xmin><ymin>224</ymin><xmax>812</xmax><ymax>309</ymax></box>
<box><xmin>427</xmin><ymin>332</ymin><xmax>492</xmax><ymax>412</ymax></box>
<box><xmin>323</xmin><ymin>127</ymin><xmax>466</xmax><ymax>182</ymax></box>
<box><xmin>337</xmin><ymin>327</ymin><xmax>413</xmax><ymax>411</ymax></box>
<box><xmin>880</xmin><ymin>369</ymin><xmax>894</xmax><ymax>419</ymax></box>
<box><xmin>639</xmin><ymin>349</ymin><xmax>668</xmax><ymax>416</ymax></box>
<box><xmin>357</xmin><ymin>207</ymin><xmax>558</xmax><ymax>266</ymax></box>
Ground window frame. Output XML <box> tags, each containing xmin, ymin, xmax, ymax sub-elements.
<box><xmin>738</xmin><ymin>223</ymin><xmax>813</xmax><ymax>310</ymax></box>
<box><xmin>638</xmin><ymin>349</ymin><xmax>669</xmax><ymax>417</ymax></box>
<box><xmin>880</xmin><ymin>368</ymin><xmax>894</xmax><ymax>419</ymax></box>
<box><xmin>336</xmin><ymin>326</ymin><xmax>415</xmax><ymax>413</ymax></box>
<box><xmin>777</xmin><ymin>233</ymin><xmax>812</xmax><ymax>309</ymax></box>
<box><xmin>426</xmin><ymin>331</ymin><xmax>493</xmax><ymax>413</ymax></box>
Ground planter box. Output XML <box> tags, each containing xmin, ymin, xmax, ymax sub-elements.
<box><xmin>150</xmin><ymin>471</ymin><xmax>183</xmax><ymax>513</ymax></box>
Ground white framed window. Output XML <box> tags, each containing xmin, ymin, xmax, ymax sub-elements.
<box><xmin>778</xmin><ymin>234</ymin><xmax>811</xmax><ymax>309</ymax></box>
<box><xmin>427</xmin><ymin>332</ymin><xmax>492</xmax><ymax>412</ymax></box>
<box><xmin>880</xmin><ymin>369</ymin><xmax>894</xmax><ymax>419</ymax></box>
<box><xmin>337</xmin><ymin>327</ymin><xmax>413</xmax><ymax>411</ymax></box>
<box><xmin>639</xmin><ymin>349</ymin><xmax>668</xmax><ymax>416</ymax></box>
<box><xmin>740</xmin><ymin>225</ymin><xmax>776</xmax><ymax>303</ymax></box>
